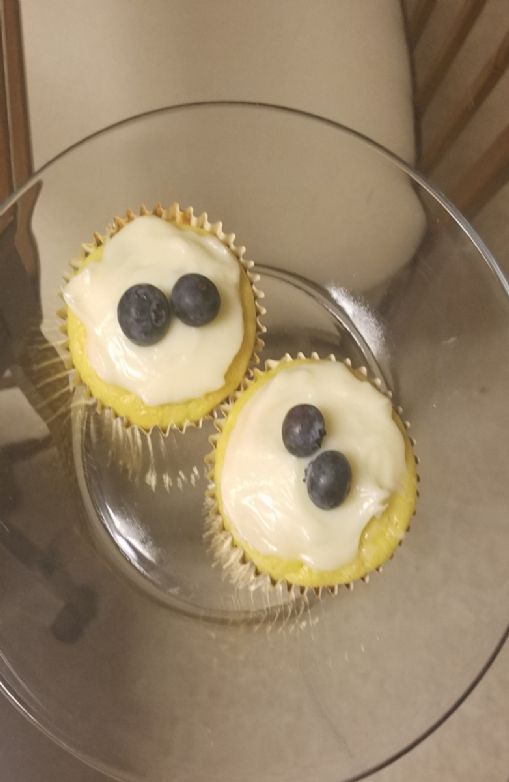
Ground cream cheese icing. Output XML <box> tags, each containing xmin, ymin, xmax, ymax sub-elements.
<box><xmin>220</xmin><ymin>362</ymin><xmax>406</xmax><ymax>571</ymax></box>
<box><xmin>63</xmin><ymin>216</ymin><xmax>244</xmax><ymax>406</ymax></box>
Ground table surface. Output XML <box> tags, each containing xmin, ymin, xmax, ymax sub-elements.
<box><xmin>1</xmin><ymin>640</ymin><xmax>508</xmax><ymax>782</ymax></box>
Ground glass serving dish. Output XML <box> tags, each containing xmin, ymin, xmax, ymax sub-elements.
<box><xmin>0</xmin><ymin>103</ymin><xmax>508</xmax><ymax>782</ymax></box>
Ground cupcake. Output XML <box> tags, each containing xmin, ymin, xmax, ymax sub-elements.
<box><xmin>206</xmin><ymin>355</ymin><xmax>417</xmax><ymax>592</ymax></box>
<box><xmin>61</xmin><ymin>204</ymin><xmax>264</xmax><ymax>431</ymax></box>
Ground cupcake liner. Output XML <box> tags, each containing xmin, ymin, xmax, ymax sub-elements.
<box><xmin>204</xmin><ymin>352</ymin><xmax>419</xmax><ymax>600</ymax></box>
<box><xmin>57</xmin><ymin>203</ymin><xmax>266</xmax><ymax>436</ymax></box>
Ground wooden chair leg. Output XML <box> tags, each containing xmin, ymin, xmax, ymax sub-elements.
<box><xmin>0</xmin><ymin>0</ymin><xmax>33</xmax><ymax>195</ymax></box>
<box><xmin>421</xmin><ymin>29</ymin><xmax>509</xmax><ymax>173</ymax></box>
<box><xmin>407</xmin><ymin>0</ymin><xmax>437</xmax><ymax>47</ymax></box>
<box><xmin>1</xmin><ymin>0</ymin><xmax>39</xmax><ymax>289</ymax></box>
<box><xmin>448</xmin><ymin>124</ymin><xmax>509</xmax><ymax>218</ymax></box>
<box><xmin>415</xmin><ymin>0</ymin><xmax>488</xmax><ymax>114</ymax></box>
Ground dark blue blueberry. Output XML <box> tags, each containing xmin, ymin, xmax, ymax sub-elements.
<box><xmin>282</xmin><ymin>404</ymin><xmax>326</xmax><ymax>457</ymax></box>
<box><xmin>171</xmin><ymin>273</ymin><xmax>221</xmax><ymax>327</ymax></box>
<box><xmin>117</xmin><ymin>283</ymin><xmax>171</xmax><ymax>346</ymax></box>
<box><xmin>305</xmin><ymin>450</ymin><xmax>352</xmax><ymax>510</ymax></box>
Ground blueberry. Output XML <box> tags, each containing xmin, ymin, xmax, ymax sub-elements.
<box><xmin>172</xmin><ymin>273</ymin><xmax>220</xmax><ymax>327</ymax></box>
<box><xmin>282</xmin><ymin>404</ymin><xmax>326</xmax><ymax>457</ymax></box>
<box><xmin>305</xmin><ymin>450</ymin><xmax>352</xmax><ymax>510</ymax></box>
<box><xmin>117</xmin><ymin>284</ymin><xmax>171</xmax><ymax>346</ymax></box>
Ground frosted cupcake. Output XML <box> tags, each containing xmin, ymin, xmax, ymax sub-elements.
<box><xmin>206</xmin><ymin>355</ymin><xmax>417</xmax><ymax>591</ymax></box>
<box><xmin>61</xmin><ymin>204</ymin><xmax>264</xmax><ymax>431</ymax></box>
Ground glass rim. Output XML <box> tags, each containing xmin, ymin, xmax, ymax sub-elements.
<box><xmin>2</xmin><ymin>99</ymin><xmax>509</xmax><ymax>300</ymax></box>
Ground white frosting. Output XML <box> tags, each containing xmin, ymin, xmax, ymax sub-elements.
<box><xmin>63</xmin><ymin>216</ymin><xmax>244</xmax><ymax>405</ymax></box>
<box><xmin>220</xmin><ymin>362</ymin><xmax>406</xmax><ymax>571</ymax></box>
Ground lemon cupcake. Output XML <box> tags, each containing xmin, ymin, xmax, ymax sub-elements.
<box><xmin>206</xmin><ymin>354</ymin><xmax>417</xmax><ymax>592</ymax></box>
<box><xmin>61</xmin><ymin>204</ymin><xmax>264</xmax><ymax>431</ymax></box>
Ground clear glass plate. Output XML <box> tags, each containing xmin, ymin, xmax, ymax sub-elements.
<box><xmin>0</xmin><ymin>103</ymin><xmax>508</xmax><ymax>782</ymax></box>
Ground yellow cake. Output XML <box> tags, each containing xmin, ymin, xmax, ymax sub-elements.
<box><xmin>207</xmin><ymin>356</ymin><xmax>417</xmax><ymax>589</ymax></box>
<box><xmin>62</xmin><ymin>205</ymin><xmax>263</xmax><ymax>430</ymax></box>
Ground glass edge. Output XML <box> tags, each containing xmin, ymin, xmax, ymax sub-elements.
<box><xmin>1</xmin><ymin>100</ymin><xmax>508</xmax><ymax>295</ymax></box>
